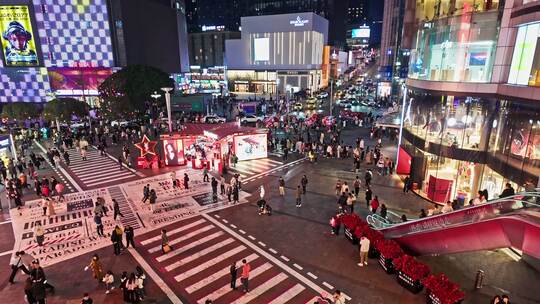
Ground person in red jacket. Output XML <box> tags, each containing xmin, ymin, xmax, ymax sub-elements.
<box><xmin>370</xmin><ymin>196</ymin><xmax>380</xmax><ymax>213</ymax></box>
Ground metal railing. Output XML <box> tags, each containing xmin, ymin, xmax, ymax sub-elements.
<box><xmin>367</xmin><ymin>191</ymin><xmax>540</xmax><ymax>238</ymax></box>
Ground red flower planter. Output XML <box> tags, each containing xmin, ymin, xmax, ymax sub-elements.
<box><xmin>422</xmin><ymin>274</ymin><xmax>465</xmax><ymax>304</ymax></box>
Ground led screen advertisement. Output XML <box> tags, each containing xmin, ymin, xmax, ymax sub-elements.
<box><xmin>254</xmin><ymin>37</ymin><xmax>270</xmax><ymax>61</ymax></box>
<box><xmin>163</xmin><ymin>139</ymin><xmax>185</xmax><ymax>166</ymax></box>
<box><xmin>352</xmin><ymin>27</ymin><xmax>370</xmax><ymax>39</ymax></box>
<box><xmin>0</xmin><ymin>6</ymin><xmax>39</xmax><ymax>67</ymax></box>
<box><xmin>234</xmin><ymin>134</ymin><xmax>268</xmax><ymax>161</ymax></box>
<box><xmin>48</xmin><ymin>67</ymin><xmax>113</xmax><ymax>96</ymax></box>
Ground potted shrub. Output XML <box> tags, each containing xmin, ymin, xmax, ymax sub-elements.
<box><xmin>393</xmin><ymin>255</ymin><xmax>430</xmax><ymax>294</ymax></box>
<box><xmin>422</xmin><ymin>274</ymin><xmax>465</xmax><ymax>304</ymax></box>
<box><xmin>375</xmin><ymin>239</ymin><xmax>404</xmax><ymax>274</ymax></box>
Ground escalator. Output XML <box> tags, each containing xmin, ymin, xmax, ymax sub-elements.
<box><xmin>367</xmin><ymin>192</ymin><xmax>540</xmax><ymax>259</ymax></box>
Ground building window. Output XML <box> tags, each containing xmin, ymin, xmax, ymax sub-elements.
<box><xmin>508</xmin><ymin>23</ymin><xmax>540</xmax><ymax>86</ymax></box>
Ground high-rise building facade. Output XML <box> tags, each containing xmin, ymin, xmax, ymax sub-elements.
<box><xmin>0</xmin><ymin>0</ymin><xmax>189</xmax><ymax>104</ymax></box>
<box><xmin>185</xmin><ymin>0</ymin><xmax>347</xmax><ymax>47</ymax></box>
<box><xmin>400</xmin><ymin>0</ymin><xmax>540</xmax><ymax>205</ymax></box>
<box><xmin>188</xmin><ymin>31</ymin><xmax>241</xmax><ymax>68</ymax></box>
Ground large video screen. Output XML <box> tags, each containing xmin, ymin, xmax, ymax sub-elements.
<box><xmin>162</xmin><ymin>139</ymin><xmax>185</xmax><ymax>166</ymax></box>
<box><xmin>48</xmin><ymin>67</ymin><xmax>112</xmax><ymax>96</ymax></box>
<box><xmin>352</xmin><ymin>27</ymin><xmax>370</xmax><ymax>39</ymax></box>
<box><xmin>234</xmin><ymin>134</ymin><xmax>268</xmax><ymax>161</ymax></box>
<box><xmin>0</xmin><ymin>67</ymin><xmax>50</xmax><ymax>102</ymax></box>
<box><xmin>0</xmin><ymin>6</ymin><xmax>39</xmax><ymax>67</ymax></box>
<box><xmin>254</xmin><ymin>37</ymin><xmax>270</xmax><ymax>61</ymax></box>
<box><xmin>33</xmin><ymin>0</ymin><xmax>114</xmax><ymax>68</ymax></box>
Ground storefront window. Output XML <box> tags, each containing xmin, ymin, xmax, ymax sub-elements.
<box><xmin>405</xmin><ymin>96</ymin><xmax>486</xmax><ymax>150</ymax></box>
<box><xmin>508</xmin><ymin>22</ymin><xmax>540</xmax><ymax>86</ymax></box>
<box><xmin>415</xmin><ymin>0</ymin><xmax>500</xmax><ymax>22</ymax></box>
<box><xmin>409</xmin><ymin>10</ymin><xmax>499</xmax><ymax>83</ymax></box>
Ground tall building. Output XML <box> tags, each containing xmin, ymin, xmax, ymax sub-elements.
<box><xmin>188</xmin><ymin>30</ymin><xmax>241</xmax><ymax>68</ymax></box>
<box><xmin>400</xmin><ymin>0</ymin><xmax>540</xmax><ymax>206</ymax></box>
<box><xmin>186</xmin><ymin>0</ymin><xmax>347</xmax><ymax>47</ymax></box>
<box><xmin>0</xmin><ymin>0</ymin><xmax>189</xmax><ymax>104</ymax></box>
<box><xmin>108</xmin><ymin>0</ymin><xmax>190</xmax><ymax>74</ymax></box>
<box><xmin>225</xmin><ymin>12</ymin><xmax>329</xmax><ymax>96</ymax></box>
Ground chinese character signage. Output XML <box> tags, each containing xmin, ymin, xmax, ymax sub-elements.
<box><xmin>0</xmin><ymin>6</ymin><xmax>39</xmax><ymax>67</ymax></box>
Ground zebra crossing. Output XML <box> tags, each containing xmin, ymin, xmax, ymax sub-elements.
<box><xmin>108</xmin><ymin>186</ymin><xmax>142</xmax><ymax>229</ymax></box>
<box><xmin>229</xmin><ymin>158</ymin><xmax>284</xmax><ymax>179</ymax></box>
<box><xmin>65</xmin><ymin>149</ymin><xmax>138</xmax><ymax>189</ymax></box>
<box><xmin>136</xmin><ymin>216</ymin><xmax>318</xmax><ymax>304</ymax></box>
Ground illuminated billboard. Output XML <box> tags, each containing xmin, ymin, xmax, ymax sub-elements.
<box><xmin>234</xmin><ymin>134</ymin><xmax>268</xmax><ymax>161</ymax></box>
<box><xmin>254</xmin><ymin>37</ymin><xmax>270</xmax><ymax>61</ymax></box>
<box><xmin>48</xmin><ymin>67</ymin><xmax>112</xmax><ymax>96</ymax></box>
<box><xmin>0</xmin><ymin>6</ymin><xmax>39</xmax><ymax>67</ymax></box>
<box><xmin>33</xmin><ymin>0</ymin><xmax>114</xmax><ymax>68</ymax></box>
<box><xmin>352</xmin><ymin>27</ymin><xmax>370</xmax><ymax>39</ymax></box>
<box><xmin>162</xmin><ymin>139</ymin><xmax>186</xmax><ymax>166</ymax></box>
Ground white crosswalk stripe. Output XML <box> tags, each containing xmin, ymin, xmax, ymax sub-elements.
<box><xmin>184</xmin><ymin>253</ymin><xmax>260</xmax><ymax>293</ymax></box>
<box><xmin>228</xmin><ymin>158</ymin><xmax>284</xmax><ymax>178</ymax></box>
<box><xmin>65</xmin><ymin>149</ymin><xmax>137</xmax><ymax>187</ymax></box>
<box><xmin>165</xmin><ymin>238</ymin><xmax>235</xmax><ymax>272</ymax></box>
<box><xmin>230</xmin><ymin>273</ymin><xmax>288</xmax><ymax>304</ymax></box>
<box><xmin>141</xmin><ymin>219</ymin><xmax>206</xmax><ymax>246</ymax></box>
<box><xmin>157</xmin><ymin>231</ymin><xmax>224</xmax><ymax>262</ymax></box>
<box><xmin>136</xmin><ymin>217</ymin><xmax>337</xmax><ymax>303</ymax></box>
<box><xmin>269</xmin><ymin>284</ymin><xmax>306</xmax><ymax>304</ymax></box>
<box><xmin>196</xmin><ymin>262</ymin><xmax>274</xmax><ymax>304</ymax></box>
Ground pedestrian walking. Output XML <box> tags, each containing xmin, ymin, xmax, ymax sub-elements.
<box><xmin>403</xmin><ymin>176</ymin><xmax>411</xmax><ymax>193</ymax></box>
<box><xmin>241</xmin><ymin>259</ymin><xmax>250</xmax><ymax>293</ymax></box>
<box><xmin>161</xmin><ymin>229</ymin><xmax>172</xmax><ymax>254</ymax></box>
<box><xmin>135</xmin><ymin>266</ymin><xmax>147</xmax><ymax>299</ymax></box>
<box><xmin>220</xmin><ymin>175</ymin><xmax>226</xmax><ymax>195</ymax></box>
<box><xmin>183</xmin><ymin>173</ymin><xmax>189</xmax><ymax>189</ymax></box>
<box><xmin>103</xmin><ymin>271</ymin><xmax>115</xmax><ymax>294</ymax></box>
<box><xmin>365</xmin><ymin>187</ymin><xmax>372</xmax><ymax>208</ymax></box>
<box><xmin>113</xmin><ymin>199</ymin><xmax>124</xmax><ymax>220</ymax></box>
<box><xmin>125</xmin><ymin>225</ymin><xmax>135</xmax><ymax>248</ymax></box>
<box><xmin>301</xmin><ymin>175</ymin><xmax>308</xmax><ymax>194</ymax></box>
<box><xmin>95</xmin><ymin>212</ymin><xmax>104</xmax><ymax>237</ymax></box>
<box><xmin>84</xmin><ymin>254</ymin><xmax>104</xmax><ymax>282</ymax></box>
<box><xmin>347</xmin><ymin>192</ymin><xmax>356</xmax><ymax>213</ymax></box>
<box><xmin>278</xmin><ymin>177</ymin><xmax>285</xmax><ymax>196</ymax></box>
<box><xmin>227</xmin><ymin>184</ymin><xmax>232</xmax><ymax>202</ymax></box>
<box><xmin>81</xmin><ymin>293</ymin><xmax>93</xmax><ymax>304</ymax></box>
<box><xmin>358</xmin><ymin>236</ymin><xmax>370</xmax><ymax>267</ymax></box>
<box><xmin>233</xmin><ymin>185</ymin><xmax>239</xmax><ymax>204</ymax></box>
<box><xmin>149</xmin><ymin>189</ymin><xmax>157</xmax><ymax>213</ymax></box>
<box><xmin>41</xmin><ymin>198</ymin><xmax>48</xmax><ymax>216</ymax></box>
<box><xmin>118</xmin><ymin>154</ymin><xmax>123</xmax><ymax>170</ymax></box>
<box><xmin>335</xmin><ymin>179</ymin><xmax>342</xmax><ymax>196</ymax></box>
<box><xmin>111</xmin><ymin>226</ymin><xmax>123</xmax><ymax>255</ymax></box>
<box><xmin>353</xmin><ymin>176</ymin><xmax>361</xmax><ymax>196</ymax></box>
<box><xmin>229</xmin><ymin>261</ymin><xmax>237</xmax><ymax>290</ymax></box>
<box><xmin>211</xmin><ymin>177</ymin><xmax>218</xmax><ymax>202</ymax></box>
<box><xmin>365</xmin><ymin>169</ymin><xmax>372</xmax><ymax>187</ymax></box>
<box><xmin>203</xmin><ymin>167</ymin><xmax>209</xmax><ymax>182</ymax></box>
<box><xmin>141</xmin><ymin>184</ymin><xmax>150</xmax><ymax>203</ymax></box>
<box><xmin>34</xmin><ymin>222</ymin><xmax>45</xmax><ymax>246</ymax></box>
<box><xmin>30</xmin><ymin>260</ymin><xmax>55</xmax><ymax>295</ymax></box>
<box><xmin>370</xmin><ymin>196</ymin><xmax>380</xmax><ymax>213</ymax></box>
<box><xmin>296</xmin><ymin>185</ymin><xmax>302</xmax><ymax>207</ymax></box>
<box><xmin>8</xmin><ymin>251</ymin><xmax>26</xmax><ymax>283</ymax></box>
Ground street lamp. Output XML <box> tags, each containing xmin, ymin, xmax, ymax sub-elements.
<box><xmin>160</xmin><ymin>87</ymin><xmax>173</xmax><ymax>133</ymax></box>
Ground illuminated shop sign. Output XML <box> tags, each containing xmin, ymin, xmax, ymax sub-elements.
<box><xmin>202</xmin><ymin>25</ymin><xmax>225</xmax><ymax>32</ymax></box>
<box><xmin>290</xmin><ymin>16</ymin><xmax>309</xmax><ymax>27</ymax></box>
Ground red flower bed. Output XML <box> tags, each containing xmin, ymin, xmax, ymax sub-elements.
<box><xmin>393</xmin><ymin>254</ymin><xmax>431</xmax><ymax>281</ymax></box>
<box><xmin>341</xmin><ymin>213</ymin><xmax>361</xmax><ymax>230</ymax></box>
<box><xmin>375</xmin><ymin>239</ymin><xmax>404</xmax><ymax>259</ymax></box>
<box><xmin>353</xmin><ymin>223</ymin><xmax>384</xmax><ymax>246</ymax></box>
<box><xmin>422</xmin><ymin>274</ymin><xmax>465</xmax><ymax>304</ymax></box>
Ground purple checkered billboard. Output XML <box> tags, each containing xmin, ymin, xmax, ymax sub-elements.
<box><xmin>33</xmin><ymin>0</ymin><xmax>114</xmax><ymax>68</ymax></box>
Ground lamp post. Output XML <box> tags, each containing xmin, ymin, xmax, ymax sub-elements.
<box><xmin>161</xmin><ymin>87</ymin><xmax>173</xmax><ymax>133</ymax></box>
<box><xmin>150</xmin><ymin>91</ymin><xmax>161</xmax><ymax>123</ymax></box>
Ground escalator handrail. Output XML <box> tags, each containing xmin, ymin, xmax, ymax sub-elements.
<box><xmin>374</xmin><ymin>191</ymin><xmax>540</xmax><ymax>237</ymax></box>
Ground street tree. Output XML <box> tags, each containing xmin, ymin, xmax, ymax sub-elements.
<box><xmin>43</xmin><ymin>98</ymin><xmax>89</xmax><ymax>122</ymax></box>
<box><xmin>0</xmin><ymin>102</ymin><xmax>40</xmax><ymax>120</ymax></box>
<box><xmin>98</xmin><ymin>65</ymin><xmax>174</xmax><ymax>119</ymax></box>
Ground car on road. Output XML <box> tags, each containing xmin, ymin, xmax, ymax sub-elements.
<box><xmin>338</xmin><ymin>100</ymin><xmax>352</xmax><ymax>108</ymax></box>
<box><xmin>316</xmin><ymin>92</ymin><xmax>329</xmax><ymax>99</ymax></box>
<box><xmin>293</xmin><ymin>102</ymin><xmax>304</xmax><ymax>111</ymax></box>
<box><xmin>203</xmin><ymin>115</ymin><xmax>226</xmax><ymax>124</ymax></box>
<box><xmin>240</xmin><ymin>114</ymin><xmax>264</xmax><ymax>124</ymax></box>
<box><xmin>306</xmin><ymin>99</ymin><xmax>318</xmax><ymax>109</ymax></box>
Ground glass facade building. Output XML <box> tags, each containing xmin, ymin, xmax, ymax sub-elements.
<box><xmin>402</xmin><ymin>0</ymin><xmax>540</xmax><ymax>202</ymax></box>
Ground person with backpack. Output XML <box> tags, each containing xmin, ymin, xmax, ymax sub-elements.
<box><xmin>364</xmin><ymin>169</ymin><xmax>372</xmax><ymax>187</ymax></box>
<box><xmin>301</xmin><ymin>175</ymin><xmax>308</xmax><ymax>194</ymax></box>
<box><xmin>353</xmin><ymin>176</ymin><xmax>361</xmax><ymax>196</ymax></box>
